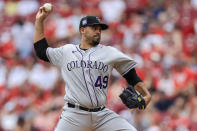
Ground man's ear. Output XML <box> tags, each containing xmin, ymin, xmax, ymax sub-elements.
<box><xmin>80</xmin><ymin>27</ymin><xmax>85</xmax><ymax>34</ymax></box>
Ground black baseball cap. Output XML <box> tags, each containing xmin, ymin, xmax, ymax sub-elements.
<box><xmin>79</xmin><ymin>16</ymin><xmax>108</xmax><ymax>30</ymax></box>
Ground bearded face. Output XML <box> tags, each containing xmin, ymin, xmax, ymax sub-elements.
<box><xmin>82</xmin><ymin>25</ymin><xmax>102</xmax><ymax>46</ymax></box>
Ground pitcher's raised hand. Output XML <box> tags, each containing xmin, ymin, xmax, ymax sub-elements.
<box><xmin>36</xmin><ymin>4</ymin><xmax>53</xmax><ymax>22</ymax></box>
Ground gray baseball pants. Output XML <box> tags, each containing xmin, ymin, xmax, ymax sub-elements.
<box><xmin>54</xmin><ymin>105</ymin><xmax>137</xmax><ymax>131</ymax></box>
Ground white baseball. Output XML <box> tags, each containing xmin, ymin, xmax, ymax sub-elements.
<box><xmin>43</xmin><ymin>3</ymin><xmax>52</xmax><ymax>12</ymax></box>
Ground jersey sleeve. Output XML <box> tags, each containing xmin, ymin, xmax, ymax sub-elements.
<box><xmin>46</xmin><ymin>46</ymin><xmax>64</xmax><ymax>67</ymax></box>
<box><xmin>112</xmin><ymin>47</ymin><xmax>137</xmax><ymax>76</ymax></box>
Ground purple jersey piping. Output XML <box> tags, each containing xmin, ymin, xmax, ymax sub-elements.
<box><xmin>75</xmin><ymin>46</ymin><xmax>93</xmax><ymax>106</ymax></box>
<box><xmin>88</xmin><ymin>50</ymin><xmax>99</xmax><ymax>106</ymax></box>
<box><xmin>122</xmin><ymin>62</ymin><xmax>137</xmax><ymax>76</ymax></box>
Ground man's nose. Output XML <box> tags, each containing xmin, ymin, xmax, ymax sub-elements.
<box><xmin>96</xmin><ymin>29</ymin><xmax>101</xmax><ymax>34</ymax></box>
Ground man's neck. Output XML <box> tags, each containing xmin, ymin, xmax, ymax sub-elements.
<box><xmin>80</xmin><ymin>38</ymin><xmax>95</xmax><ymax>50</ymax></box>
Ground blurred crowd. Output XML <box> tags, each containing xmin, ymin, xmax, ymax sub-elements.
<box><xmin>0</xmin><ymin>0</ymin><xmax>197</xmax><ymax>131</ymax></box>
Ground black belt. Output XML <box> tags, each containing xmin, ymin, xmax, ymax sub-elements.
<box><xmin>67</xmin><ymin>103</ymin><xmax>105</xmax><ymax>112</ymax></box>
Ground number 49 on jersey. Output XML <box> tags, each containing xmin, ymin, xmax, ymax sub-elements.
<box><xmin>94</xmin><ymin>76</ymin><xmax>109</xmax><ymax>89</ymax></box>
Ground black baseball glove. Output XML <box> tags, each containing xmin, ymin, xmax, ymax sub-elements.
<box><xmin>119</xmin><ymin>85</ymin><xmax>146</xmax><ymax>109</ymax></box>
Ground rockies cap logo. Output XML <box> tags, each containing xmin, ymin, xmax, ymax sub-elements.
<box><xmin>82</xmin><ymin>19</ymin><xmax>87</xmax><ymax>26</ymax></box>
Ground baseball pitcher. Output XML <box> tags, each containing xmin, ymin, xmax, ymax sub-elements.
<box><xmin>34</xmin><ymin>4</ymin><xmax>151</xmax><ymax>131</ymax></box>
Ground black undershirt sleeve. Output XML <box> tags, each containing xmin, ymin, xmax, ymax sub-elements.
<box><xmin>123</xmin><ymin>68</ymin><xmax>142</xmax><ymax>87</ymax></box>
<box><xmin>34</xmin><ymin>38</ymin><xmax>49</xmax><ymax>62</ymax></box>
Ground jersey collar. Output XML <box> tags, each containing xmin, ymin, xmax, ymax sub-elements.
<box><xmin>77</xmin><ymin>44</ymin><xmax>100</xmax><ymax>53</ymax></box>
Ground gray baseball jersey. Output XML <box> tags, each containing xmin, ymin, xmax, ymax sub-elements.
<box><xmin>47</xmin><ymin>44</ymin><xmax>137</xmax><ymax>131</ymax></box>
<box><xmin>46</xmin><ymin>44</ymin><xmax>136</xmax><ymax>108</ymax></box>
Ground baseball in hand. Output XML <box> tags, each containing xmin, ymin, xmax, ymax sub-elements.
<box><xmin>43</xmin><ymin>3</ymin><xmax>52</xmax><ymax>12</ymax></box>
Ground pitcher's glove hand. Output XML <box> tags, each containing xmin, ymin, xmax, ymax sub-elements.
<box><xmin>119</xmin><ymin>86</ymin><xmax>146</xmax><ymax>109</ymax></box>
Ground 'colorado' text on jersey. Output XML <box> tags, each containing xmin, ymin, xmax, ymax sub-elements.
<box><xmin>46</xmin><ymin>44</ymin><xmax>137</xmax><ymax>108</ymax></box>
<box><xmin>67</xmin><ymin>60</ymin><xmax>109</xmax><ymax>73</ymax></box>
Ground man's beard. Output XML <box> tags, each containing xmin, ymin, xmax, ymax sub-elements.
<box><xmin>90</xmin><ymin>35</ymin><xmax>100</xmax><ymax>46</ymax></box>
